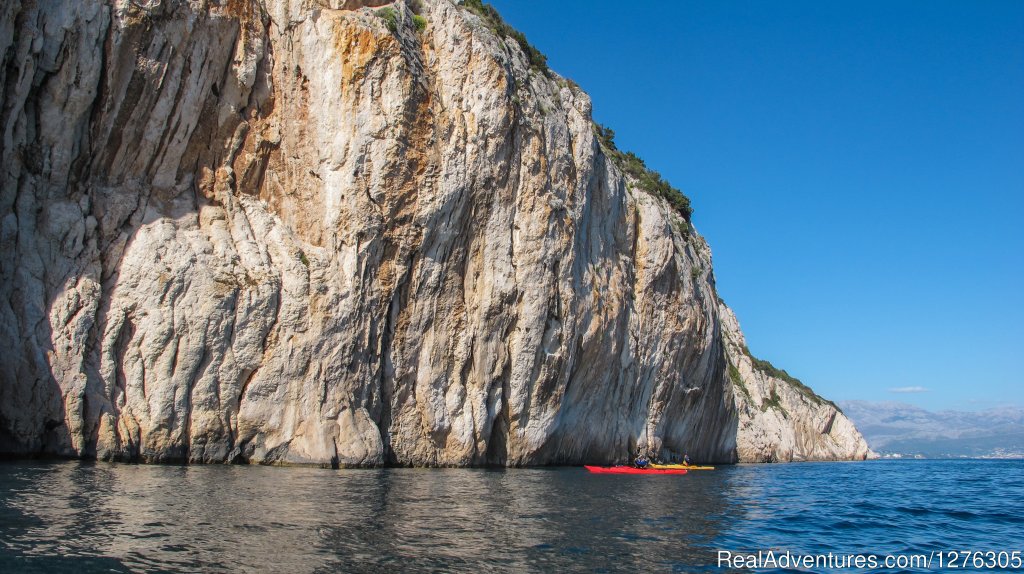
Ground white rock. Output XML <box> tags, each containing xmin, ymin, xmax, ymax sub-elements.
<box><xmin>0</xmin><ymin>0</ymin><xmax>870</xmax><ymax>465</ymax></box>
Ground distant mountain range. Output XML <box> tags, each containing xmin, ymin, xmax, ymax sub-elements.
<box><xmin>839</xmin><ymin>401</ymin><xmax>1024</xmax><ymax>459</ymax></box>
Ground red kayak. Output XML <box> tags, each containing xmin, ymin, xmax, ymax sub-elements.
<box><xmin>584</xmin><ymin>465</ymin><xmax>688</xmax><ymax>475</ymax></box>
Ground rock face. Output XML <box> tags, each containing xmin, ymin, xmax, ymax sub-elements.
<box><xmin>720</xmin><ymin>307</ymin><xmax>873</xmax><ymax>462</ymax></box>
<box><xmin>0</xmin><ymin>0</ymin><xmax>870</xmax><ymax>466</ymax></box>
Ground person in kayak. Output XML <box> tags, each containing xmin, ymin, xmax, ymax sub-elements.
<box><xmin>683</xmin><ymin>453</ymin><xmax>692</xmax><ymax>466</ymax></box>
<box><xmin>634</xmin><ymin>452</ymin><xmax>650</xmax><ymax>469</ymax></box>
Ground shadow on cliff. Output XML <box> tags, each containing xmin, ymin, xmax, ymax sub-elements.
<box><xmin>0</xmin><ymin>0</ymin><xmax>269</xmax><ymax>462</ymax></box>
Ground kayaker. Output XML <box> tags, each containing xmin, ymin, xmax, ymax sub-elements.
<box><xmin>634</xmin><ymin>453</ymin><xmax>649</xmax><ymax>469</ymax></box>
<box><xmin>683</xmin><ymin>453</ymin><xmax>692</xmax><ymax>466</ymax></box>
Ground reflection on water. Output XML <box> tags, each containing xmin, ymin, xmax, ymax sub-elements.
<box><xmin>0</xmin><ymin>460</ymin><xmax>1021</xmax><ymax>572</ymax></box>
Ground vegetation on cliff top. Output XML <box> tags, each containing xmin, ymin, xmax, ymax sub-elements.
<box><xmin>455</xmin><ymin>1</ymin><xmax>693</xmax><ymax>225</ymax></box>
<box><xmin>594</xmin><ymin>123</ymin><xmax>694</xmax><ymax>223</ymax></box>
<box><xmin>741</xmin><ymin>344</ymin><xmax>842</xmax><ymax>412</ymax></box>
<box><xmin>461</xmin><ymin>0</ymin><xmax>549</xmax><ymax>74</ymax></box>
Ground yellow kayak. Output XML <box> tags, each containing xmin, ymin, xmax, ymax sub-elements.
<box><xmin>649</xmin><ymin>463</ymin><xmax>715</xmax><ymax>471</ymax></box>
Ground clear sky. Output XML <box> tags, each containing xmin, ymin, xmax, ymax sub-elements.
<box><xmin>487</xmin><ymin>0</ymin><xmax>1024</xmax><ymax>411</ymax></box>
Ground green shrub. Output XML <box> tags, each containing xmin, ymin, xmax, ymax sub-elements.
<box><xmin>299</xmin><ymin>252</ymin><xmax>310</xmax><ymax>268</ymax></box>
<box><xmin>413</xmin><ymin>14</ymin><xmax>427</xmax><ymax>31</ymax></box>
<box><xmin>377</xmin><ymin>7</ymin><xmax>397</xmax><ymax>33</ymax></box>
<box><xmin>760</xmin><ymin>387</ymin><xmax>788</xmax><ymax>418</ymax></box>
<box><xmin>728</xmin><ymin>362</ymin><xmax>750</xmax><ymax>399</ymax></box>
<box><xmin>674</xmin><ymin>218</ymin><xmax>691</xmax><ymax>241</ymax></box>
<box><xmin>461</xmin><ymin>0</ymin><xmax>549</xmax><ymax>74</ymax></box>
<box><xmin>593</xmin><ymin>121</ymin><xmax>693</xmax><ymax>222</ymax></box>
<box><xmin>594</xmin><ymin>123</ymin><xmax>616</xmax><ymax>148</ymax></box>
<box><xmin>509</xmin><ymin>28</ymin><xmax>547</xmax><ymax>71</ymax></box>
<box><xmin>555</xmin><ymin>77</ymin><xmax>581</xmax><ymax>92</ymax></box>
<box><xmin>741</xmin><ymin>345</ymin><xmax>842</xmax><ymax>412</ymax></box>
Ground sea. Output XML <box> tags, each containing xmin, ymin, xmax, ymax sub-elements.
<box><xmin>0</xmin><ymin>459</ymin><xmax>1021</xmax><ymax>573</ymax></box>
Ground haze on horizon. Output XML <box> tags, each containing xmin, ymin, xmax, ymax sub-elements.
<box><xmin>490</xmin><ymin>0</ymin><xmax>1024</xmax><ymax>412</ymax></box>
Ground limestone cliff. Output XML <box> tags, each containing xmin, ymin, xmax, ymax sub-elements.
<box><xmin>0</xmin><ymin>0</ymin><xmax>870</xmax><ymax>466</ymax></box>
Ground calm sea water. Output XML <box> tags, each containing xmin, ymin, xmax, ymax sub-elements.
<box><xmin>0</xmin><ymin>459</ymin><xmax>1021</xmax><ymax>573</ymax></box>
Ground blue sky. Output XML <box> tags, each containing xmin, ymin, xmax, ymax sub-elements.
<box><xmin>488</xmin><ymin>0</ymin><xmax>1024</xmax><ymax>411</ymax></box>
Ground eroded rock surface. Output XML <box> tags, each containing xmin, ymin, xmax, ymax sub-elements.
<box><xmin>0</xmin><ymin>0</ymin><xmax>870</xmax><ymax>465</ymax></box>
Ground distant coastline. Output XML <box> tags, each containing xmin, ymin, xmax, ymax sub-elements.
<box><xmin>875</xmin><ymin>453</ymin><xmax>1024</xmax><ymax>461</ymax></box>
<box><xmin>839</xmin><ymin>401</ymin><xmax>1024</xmax><ymax>460</ymax></box>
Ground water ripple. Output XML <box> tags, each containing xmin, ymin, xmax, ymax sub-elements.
<box><xmin>0</xmin><ymin>460</ymin><xmax>1021</xmax><ymax>572</ymax></box>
